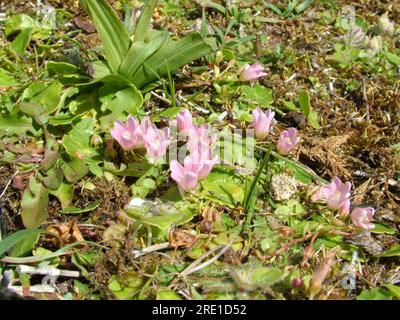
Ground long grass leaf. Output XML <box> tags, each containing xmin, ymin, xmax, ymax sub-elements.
<box><xmin>81</xmin><ymin>0</ymin><xmax>130</xmax><ymax>73</ymax></box>
<box><xmin>119</xmin><ymin>31</ymin><xmax>168</xmax><ymax>80</ymax></box>
<box><xmin>132</xmin><ymin>33</ymin><xmax>213</xmax><ymax>88</ymax></box>
<box><xmin>242</xmin><ymin>146</ymin><xmax>272</xmax><ymax>234</ymax></box>
<box><xmin>134</xmin><ymin>0</ymin><xmax>158</xmax><ymax>43</ymax></box>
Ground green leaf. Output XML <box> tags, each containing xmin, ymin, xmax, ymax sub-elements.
<box><xmin>62</xmin><ymin>157</ymin><xmax>90</xmax><ymax>183</ymax></box>
<box><xmin>307</xmin><ymin>110</ymin><xmax>321</xmax><ymax>129</ymax></box>
<box><xmin>295</xmin><ymin>0</ymin><xmax>314</xmax><ymax>14</ymax></box>
<box><xmin>63</xmin><ymin>118</ymin><xmax>100</xmax><ymax>163</ymax></box>
<box><xmin>0</xmin><ymin>112</ymin><xmax>37</xmax><ymax>136</ymax></box>
<box><xmin>119</xmin><ymin>32</ymin><xmax>168</xmax><ymax>81</ymax></box>
<box><xmin>0</xmin><ymin>68</ymin><xmax>17</xmax><ymax>87</ymax></box>
<box><xmin>153</xmin><ymin>107</ymin><xmax>181</xmax><ymax>121</ymax></box>
<box><xmin>282</xmin><ymin>100</ymin><xmax>299</xmax><ymax>111</ymax></box>
<box><xmin>4</xmin><ymin>14</ymin><xmax>34</xmax><ymax>36</ymax></box>
<box><xmin>48</xmin><ymin>182</ymin><xmax>74</xmax><ymax>208</ymax></box>
<box><xmin>42</xmin><ymin>162</ymin><xmax>64</xmax><ymax>190</ymax></box>
<box><xmin>251</xmin><ymin>267</ymin><xmax>283</xmax><ymax>287</ymax></box>
<box><xmin>41</xmin><ymin>140</ymin><xmax>60</xmax><ymax>172</ymax></box>
<box><xmin>11</xmin><ymin>231</ymin><xmax>41</xmax><ymax>257</ymax></box>
<box><xmin>104</xmin><ymin>161</ymin><xmax>153</xmax><ymax>177</ymax></box>
<box><xmin>11</xmin><ymin>28</ymin><xmax>32</xmax><ymax>55</ymax></box>
<box><xmin>156</xmin><ymin>288</ymin><xmax>182</xmax><ymax>300</ymax></box>
<box><xmin>378</xmin><ymin>244</ymin><xmax>400</xmax><ymax>257</ymax></box>
<box><xmin>47</xmin><ymin>61</ymin><xmax>80</xmax><ymax>75</ymax></box>
<box><xmin>21</xmin><ymin>81</ymin><xmax>63</xmax><ymax>114</ymax></box>
<box><xmin>108</xmin><ymin>270</ymin><xmax>145</xmax><ymax>300</ymax></box>
<box><xmin>81</xmin><ymin>0</ymin><xmax>130</xmax><ymax>73</ymax></box>
<box><xmin>99</xmin><ymin>86</ymin><xmax>143</xmax><ymax>129</ymax></box>
<box><xmin>18</xmin><ymin>101</ymin><xmax>49</xmax><ymax>126</ymax></box>
<box><xmin>196</xmin><ymin>0</ymin><xmax>227</xmax><ymax>15</ymax></box>
<box><xmin>21</xmin><ymin>176</ymin><xmax>49</xmax><ymax>229</ymax></box>
<box><xmin>327</xmin><ymin>48</ymin><xmax>359</xmax><ymax>69</ymax></box>
<box><xmin>241</xmin><ymin>84</ymin><xmax>274</xmax><ymax>105</ymax></box>
<box><xmin>141</xmin><ymin>211</ymin><xmax>195</xmax><ymax>233</ymax></box>
<box><xmin>386</xmin><ymin>284</ymin><xmax>400</xmax><ymax>300</ymax></box>
<box><xmin>298</xmin><ymin>90</ymin><xmax>311</xmax><ymax>117</ymax></box>
<box><xmin>199</xmin><ymin>166</ymin><xmax>245</xmax><ymax>208</ymax></box>
<box><xmin>243</xmin><ymin>148</ymin><xmax>271</xmax><ymax>217</ymax></box>
<box><xmin>88</xmin><ymin>61</ymin><xmax>111</xmax><ymax>80</ymax></box>
<box><xmin>60</xmin><ymin>200</ymin><xmax>101</xmax><ymax>215</ymax></box>
<box><xmin>371</xmin><ymin>222</ymin><xmax>396</xmax><ymax>235</ymax></box>
<box><xmin>0</xmin><ymin>229</ymin><xmax>44</xmax><ymax>257</ymax></box>
<box><xmin>357</xmin><ymin>288</ymin><xmax>393</xmax><ymax>300</ymax></box>
<box><xmin>132</xmin><ymin>33</ymin><xmax>213</xmax><ymax>88</ymax></box>
<box><xmin>133</xmin><ymin>0</ymin><xmax>158</xmax><ymax>43</ymax></box>
<box><xmin>387</xmin><ymin>52</ymin><xmax>400</xmax><ymax>65</ymax></box>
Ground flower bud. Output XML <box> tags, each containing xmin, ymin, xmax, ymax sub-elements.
<box><xmin>292</xmin><ymin>278</ymin><xmax>303</xmax><ymax>288</ymax></box>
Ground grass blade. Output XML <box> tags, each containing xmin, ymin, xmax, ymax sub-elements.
<box><xmin>81</xmin><ymin>0</ymin><xmax>130</xmax><ymax>73</ymax></box>
<box><xmin>242</xmin><ymin>146</ymin><xmax>272</xmax><ymax>234</ymax></box>
<box><xmin>134</xmin><ymin>0</ymin><xmax>158</xmax><ymax>43</ymax></box>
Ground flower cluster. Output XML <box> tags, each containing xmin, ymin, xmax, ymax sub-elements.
<box><xmin>311</xmin><ymin>176</ymin><xmax>375</xmax><ymax>230</ymax></box>
<box><xmin>170</xmin><ymin>109</ymin><xmax>218</xmax><ymax>194</ymax></box>
<box><xmin>110</xmin><ymin>116</ymin><xmax>170</xmax><ymax>162</ymax></box>
<box><xmin>252</xmin><ymin>107</ymin><xmax>299</xmax><ymax>155</ymax></box>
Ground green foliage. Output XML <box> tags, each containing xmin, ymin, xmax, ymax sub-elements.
<box><xmin>0</xmin><ymin>229</ymin><xmax>44</xmax><ymax>257</ymax></box>
<box><xmin>60</xmin><ymin>200</ymin><xmax>101</xmax><ymax>215</ymax></box>
<box><xmin>81</xmin><ymin>0</ymin><xmax>213</xmax><ymax>89</ymax></box>
<box><xmin>357</xmin><ymin>288</ymin><xmax>393</xmax><ymax>300</ymax></box>
<box><xmin>21</xmin><ymin>176</ymin><xmax>49</xmax><ymax>229</ymax></box>
<box><xmin>241</xmin><ymin>84</ymin><xmax>274</xmax><ymax>106</ymax></box>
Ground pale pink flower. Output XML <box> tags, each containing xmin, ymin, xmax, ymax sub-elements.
<box><xmin>170</xmin><ymin>157</ymin><xmax>199</xmax><ymax>194</ymax></box>
<box><xmin>176</xmin><ymin>109</ymin><xmax>194</xmax><ymax>133</ymax></box>
<box><xmin>322</xmin><ymin>177</ymin><xmax>352</xmax><ymax>211</ymax></box>
<box><xmin>144</xmin><ymin>125</ymin><xmax>170</xmax><ymax>160</ymax></box>
<box><xmin>310</xmin><ymin>186</ymin><xmax>324</xmax><ymax>203</ymax></box>
<box><xmin>338</xmin><ymin>199</ymin><xmax>351</xmax><ymax>217</ymax></box>
<box><xmin>187</xmin><ymin>124</ymin><xmax>216</xmax><ymax>154</ymax></box>
<box><xmin>252</xmin><ymin>107</ymin><xmax>275</xmax><ymax>140</ymax></box>
<box><xmin>277</xmin><ymin>128</ymin><xmax>299</xmax><ymax>155</ymax></box>
<box><xmin>110</xmin><ymin>116</ymin><xmax>144</xmax><ymax>151</ymax></box>
<box><xmin>239</xmin><ymin>63</ymin><xmax>267</xmax><ymax>81</ymax></box>
<box><xmin>351</xmin><ymin>207</ymin><xmax>375</xmax><ymax>230</ymax></box>
<box><xmin>188</xmin><ymin>148</ymin><xmax>218</xmax><ymax>179</ymax></box>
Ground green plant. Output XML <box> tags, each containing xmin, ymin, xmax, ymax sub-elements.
<box><xmin>81</xmin><ymin>0</ymin><xmax>215</xmax><ymax>89</ymax></box>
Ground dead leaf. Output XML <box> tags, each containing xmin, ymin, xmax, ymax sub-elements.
<box><xmin>168</xmin><ymin>229</ymin><xmax>198</xmax><ymax>249</ymax></box>
<box><xmin>200</xmin><ymin>206</ymin><xmax>221</xmax><ymax>233</ymax></box>
<box><xmin>72</xmin><ymin>17</ymin><xmax>96</xmax><ymax>33</ymax></box>
<box><xmin>46</xmin><ymin>220</ymin><xmax>85</xmax><ymax>247</ymax></box>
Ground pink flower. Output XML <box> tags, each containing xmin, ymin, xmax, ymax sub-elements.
<box><xmin>170</xmin><ymin>157</ymin><xmax>199</xmax><ymax>194</ymax></box>
<box><xmin>351</xmin><ymin>207</ymin><xmax>375</xmax><ymax>230</ymax></box>
<box><xmin>188</xmin><ymin>148</ymin><xmax>218</xmax><ymax>179</ymax></box>
<box><xmin>176</xmin><ymin>109</ymin><xmax>194</xmax><ymax>133</ymax></box>
<box><xmin>110</xmin><ymin>116</ymin><xmax>144</xmax><ymax>151</ymax></box>
<box><xmin>187</xmin><ymin>124</ymin><xmax>216</xmax><ymax>154</ymax></box>
<box><xmin>144</xmin><ymin>125</ymin><xmax>170</xmax><ymax>160</ymax></box>
<box><xmin>277</xmin><ymin>128</ymin><xmax>299</xmax><ymax>155</ymax></box>
<box><xmin>338</xmin><ymin>199</ymin><xmax>351</xmax><ymax>217</ymax></box>
<box><xmin>322</xmin><ymin>177</ymin><xmax>352</xmax><ymax>211</ymax></box>
<box><xmin>310</xmin><ymin>187</ymin><xmax>324</xmax><ymax>203</ymax></box>
<box><xmin>252</xmin><ymin>107</ymin><xmax>275</xmax><ymax>140</ymax></box>
<box><xmin>239</xmin><ymin>63</ymin><xmax>267</xmax><ymax>81</ymax></box>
